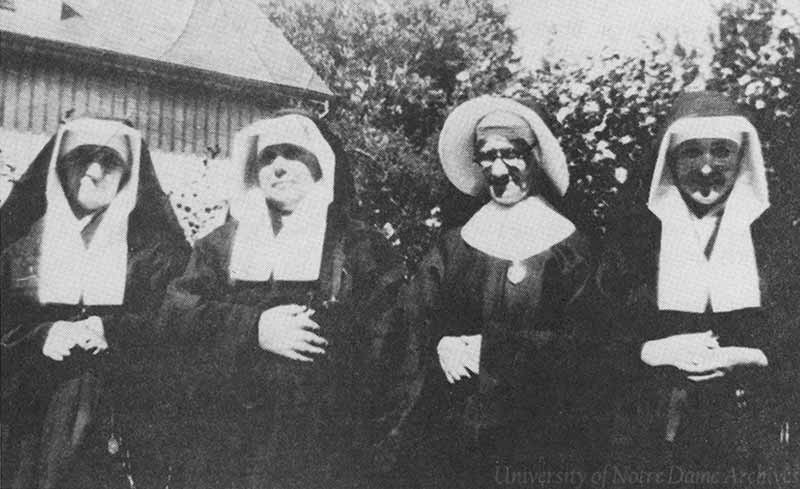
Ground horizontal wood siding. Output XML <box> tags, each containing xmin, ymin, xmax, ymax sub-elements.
<box><xmin>1</xmin><ymin>53</ymin><xmax>284</xmax><ymax>158</ymax></box>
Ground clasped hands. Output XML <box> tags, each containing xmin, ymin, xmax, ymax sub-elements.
<box><xmin>640</xmin><ymin>330</ymin><xmax>768</xmax><ymax>382</ymax></box>
<box><xmin>42</xmin><ymin>316</ymin><xmax>107</xmax><ymax>361</ymax></box>
<box><xmin>437</xmin><ymin>334</ymin><xmax>481</xmax><ymax>384</ymax></box>
<box><xmin>258</xmin><ymin>304</ymin><xmax>328</xmax><ymax>362</ymax></box>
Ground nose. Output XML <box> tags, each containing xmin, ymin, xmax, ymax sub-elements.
<box><xmin>490</xmin><ymin>158</ymin><xmax>508</xmax><ymax>177</ymax></box>
<box><xmin>274</xmin><ymin>167</ymin><xmax>287</xmax><ymax>178</ymax></box>
<box><xmin>85</xmin><ymin>162</ymin><xmax>104</xmax><ymax>180</ymax></box>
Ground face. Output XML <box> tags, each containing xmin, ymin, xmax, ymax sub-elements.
<box><xmin>258</xmin><ymin>156</ymin><xmax>317</xmax><ymax>213</ymax></box>
<box><xmin>669</xmin><ymin>137</ymin><xmax>742</xmax><ymax>208</ymax></box>
<box><xmin>62</xmin><ymin>154</ymin><xmax>126</xmax><ymax>214</ymax></box>
<box><xmin>475</xmin><ymin>135</ymin><xmax>534</xmax><ymax>206</ymax></box>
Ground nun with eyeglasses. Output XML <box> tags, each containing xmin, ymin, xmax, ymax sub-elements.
<box><xmin>597</xmin><ymin>91</ymin><xmax>799</xmax><ymax>480</ymax></box>
<box><xmin>1</xmin><ymin>117</ymin><xmax>191</xmax><ymax>489</ymax></box>
<box><xmin>398</xmin><ymin>97</ymin><xmax>603</xmax><ymax>489</ymax></box>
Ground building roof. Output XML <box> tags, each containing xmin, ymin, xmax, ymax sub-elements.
<box><xmin>0</xmin><ymin>0</ymin><xmax>332</xmax><ymax>98</ymax></box>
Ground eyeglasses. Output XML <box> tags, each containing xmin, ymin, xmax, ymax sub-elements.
<box><xmin>474</xmin><ymin>148</ymin><xmax>530</xmax><ymax>170</ymax></box>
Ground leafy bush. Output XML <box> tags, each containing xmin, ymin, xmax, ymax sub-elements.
<box><xmin>4</xmin><ymin>0</ymin><xmax>796</xmax><ymax>264</ymax></box>
<box><xmin>260</xmin><ymin>0</ymin><xmax>798</xmax><ymax>265</ymax></box>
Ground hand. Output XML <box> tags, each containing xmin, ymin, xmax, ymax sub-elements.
<box><xmin>258</xmin><ymin>304</ymin><xmax>327</xmax><ymax>362</ymax></box>
<box><xmin>437</xmin><ymin>335</ymin><xmax>480</xmax><ymax>384</ymax></box>
<box><xmin>75</xmin><ymin>316</ymin><xmax>108</xmax><ymax>354</ymax></box>
<box><xmin>640</xmin><ymin>330</ymin><xmax>719</xmax><ymax>373</ymax></box>
<box><xmin>687</xmin><ymin>370</ymin><xmax>726</xmax><ymax>382</ymax></box>
<box><xmin>462</xmin><ymin>334</ymin><xmax>481</xmax><ymax>375</ymax></box>
<box><xmin>691</xmin><ymin>346</ymin><xmax>768</xmax><ymax>373</ymax></box>
<box><xmin>42</xmin><ymin>319</ymin><xmax>107</xmax><ymax>361</ymax></box>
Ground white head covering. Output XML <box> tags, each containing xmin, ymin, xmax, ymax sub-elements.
<box><xmin>438</xmin><ymin>96</ymin><xmax>575</xmax><ymax>260</ymax></box>
<box><xmin>38</xmin><ymin>118</ymin><xmax>142</xmax><ymax>305</ymax></box>
<box><xmin>227</xmin><ymin>114</ymin><xmax>335</xmax><ymax>282</ymax></box>
<box><xmin>438</xmin><ymin>96</ymin><xmax>570</xmax><ymax>197</ymax></box>
<box><xmin>648</xmin><ymin>115</ymin><xmax>769</xmax><ymax>312</ymax></box>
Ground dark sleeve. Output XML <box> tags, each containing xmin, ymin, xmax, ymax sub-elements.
<box><xmin>355</xmin><ymin>230</ymin><xmax>453</xmax><ymax>472</ymax></box>
<box><xmin>0</xmin><ymin>234</ymin><xmax>57</xmax><ymax>354</ymax></box>
<box><xmin>101</xmin><ymin>237</ymin><xmax>192</xmax><ymax>353</ymax></box>
<box><xmin>157</xmin><ymin>233</ymin><xmax>264</xmax><ymax>378</ymax></box>
<box><xmin>594</xmin><ymin>218</ymin><xmax>661</xmax><ymax>381</ymax></box>
<box><xmin>345</xmin><ymin>231</ymin><xmax>419</xmax><ymax>466</ymax></box>
<box><xmin>741</xmin><ymin>216</ymin><xmax>800</xmax><ymax>390</ymax></box>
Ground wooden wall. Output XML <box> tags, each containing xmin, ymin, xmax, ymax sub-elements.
<box><xmin>0</xmin><ymin>51</ymin><xmax>287</xmax><ymax>158</ymax></box>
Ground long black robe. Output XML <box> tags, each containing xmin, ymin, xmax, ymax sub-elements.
<box><xmin>160</xmin><ymin>215</ymin><xmax>407</xmax><ymax>489</ymax></box>
<box><xmin>1</xmin><ymin>135</ymin><xmax>191</xmax><ymax>489</ymax></box>
<box><xmin>597</xmin><ymin>207</ymin><xmax>800</xmax><ymax>481</ymax></box>
<box><xmin>399</xmin><ymin>227</ymin><xmax>603</xmax><ymax>488</ymax></box>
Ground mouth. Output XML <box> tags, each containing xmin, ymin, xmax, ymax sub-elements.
<box><xmin>80</xmin><ymin>176</ymin><xmax>100</xmax><ymax>188</ymax></box>
<box><xmin>489</xmin><ymin>179</ymin><xmax>509</xmax><ymax>196</ymax></box>
<box><xmin>272</xmin><ymin>180</ymin><xmax>299</xmax><ymax>189</ymax></box>
<box><xmin>688</xmin><ymin>173</ymin><xmax>727</xmax><ymax>198</ymax></box>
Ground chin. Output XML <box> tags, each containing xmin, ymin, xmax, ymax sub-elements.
<box><xmin>77</xmin><ymin>193</ymin><xmax>110</xmax><ymax>212</ymax></box>
<box><xmin>689</xmin><ymin>191</ymin><xmax>723</xmax><ymax>207</ymax></box>
<box><xmin>489</xmin><ymin>189</ymin><xmax>527</xmax><ymax>206</ymax></box>
<box><xmin>491</xmin><ymin>196</ymin><xmax>526</xmax><ymax>206</ymax></box>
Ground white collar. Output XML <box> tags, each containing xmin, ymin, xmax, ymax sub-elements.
<box><xmin>461</xmin><ymin>196</ymin><xmax>575</xmax><ymax>261</ymax></box>
<box><xmin>38</xmin><ymin>119</ymin><xmax>142</xmax><ymax>306</ymax></box>
<box><xmin>648</xmin><ymin>115</ymin><xmax>767</xmax><ymax>312</ymax></box>
<box><xmin>228</xmin><ymin>188</ymin><xmax>328</xmax><ymax>282</ymax></box>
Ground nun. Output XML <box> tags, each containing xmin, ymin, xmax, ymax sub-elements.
<box><xmin>0</xmin><ymin>117</ymin><xmax>191</xmax><ymax>488</ymax></box>
<box><xmin>160</xmin><ymin>110</ymin><xmax>407</xmax><ymax>489</ymax></box>
<box><xmin>598</xmin><ymin>91</ymin><xmax>799</xmax><ymax>478</ymax></box>
<box><xmin>401</xmin><ymin>97</ymin><xmax>601</xmax><ymax>488</ymax></box>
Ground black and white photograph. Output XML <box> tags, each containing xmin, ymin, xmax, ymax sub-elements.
<box><xmin>1</xmin><ymin>1</ymin><xmax>798</xmax><ymax>488</ymax></box>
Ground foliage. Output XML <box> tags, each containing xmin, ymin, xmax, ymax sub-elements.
<box><xmin>509</xmin><ymin>38</ymin><xmax>702</xmax><ymax>233</ymax></box>
<box><xmin>260</xmin><ymin>0</ymin><xmax>520</xmax><ymax>263</ymax></box>
<box><xmin>167</xmin><ymin>151</ymin><xmax>229</xmax><ymax>242</ymax></box>
<box><xmin>3</xmin><ymin>0</ymin><xmax>797</xmax><ymax>264</ymax></box>
<box><xmin>171</xmin><ymin>0</ymin><xmax>798</xmax><ymax>259</ymax></box>
<box><xmin>708</xmin><ymin>0</ymin><xmax>800</xmax><ymax>210</ymax></box>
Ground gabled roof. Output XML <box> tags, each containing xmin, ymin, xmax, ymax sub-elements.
<box><xmin>0</xmin><ymin>0</ymin><xmax>332</xmax><ymax>98</ymax></box>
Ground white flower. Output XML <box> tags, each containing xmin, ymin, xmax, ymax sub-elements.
<box><xmin>614</xmin><ymin>167</ymin><xmax>629</xmax><ymax>184</ymax></box>
<box><xmin>643</xmin><ymin>115</ymin><xmax>656</xmax><ymax>126</ymax></box>
<box><xmin>619</xmin><ymin>135</ymin><xmax>633</xmax><ymax>145</ymax></box>
<box><xmin>455</xmin><ymin>70</ymin><xmax>470</xmax><ymax>82</ymax></box>
<box><xmin>737</xmin><ymin>74</ymin><xmax>752</xmax><ymax>86</ymax></box>
<box><xmin>381</xmin><ymin>222</ymin><xmax>396</xmax><ymax>238</ymax></box>
<box><xmin>744</xmin><ymin>81</ymin><xmax>764</xmax><ymax>96</ymax></box>
<box><xmin>568</xmin><ymin>82</ymin><xmax>590</xmax><ymax>98</ymax></box>
<box><xmin>593</xmin><ymin>145</ymin><xmax>616</xmax><ymax>162</ymax></box>
<box><xmin>556</xmin><ymin>106</ymin><xmax>572</xmax><ymax>123</ymax></box>
<box><xmin>755</xmin><ymin>99</ymin><xmax>766</xmax><ymax>109</ymax></box>
<box><xmin>424</xmin><ymin>217</ymin><xmax>442</xmax><ymax>228</ymax></box>
<box><xmin>584</xmin><ymin>101</ymin><xmax>600</xmax><ymax>113</ymax></box>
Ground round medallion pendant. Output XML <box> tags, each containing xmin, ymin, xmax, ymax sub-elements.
<box><xmin>506</xmin><ymin>261</ymin><xmax>527</xmax><ymax>284</ymax></box>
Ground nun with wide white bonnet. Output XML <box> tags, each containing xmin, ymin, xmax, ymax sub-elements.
<box><xmin>403</xmin><ymin>96</ymin><xmax>600</xmax><ymax>487</ymax></box>
<box><xmin>162</xmin><ymin>110</ymin><xmax>407</xmax><ymax>489</ymax></box>
<box><xmin>1</xmin><ymin>116</ymin><xmax>190</xmax><ymax>489</ymax></box>
<box><xmin>598</xmin><ymin>91</ymin><xmax>799</xmax><ymax>474</ymax></box>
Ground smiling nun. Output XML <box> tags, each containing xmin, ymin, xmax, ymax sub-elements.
<box><xmin>598</xmin><ymin>91</ymin><xmax>800</xmax><ymax>476</ymax></box>
<box><xmin>400</xmin><ymin>96</ymin><xmax>602</xmax><ymax>488</ymax></box>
